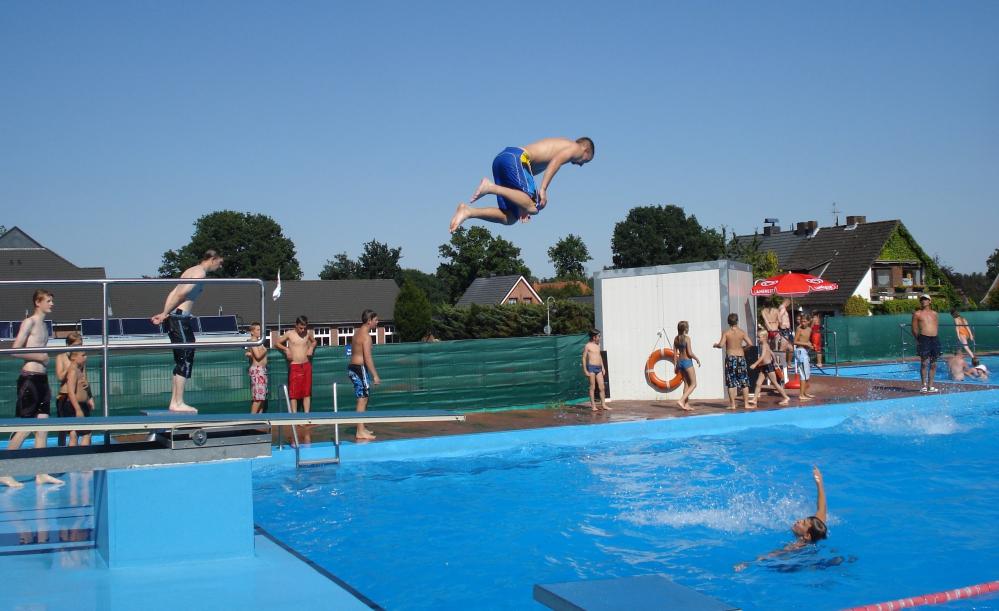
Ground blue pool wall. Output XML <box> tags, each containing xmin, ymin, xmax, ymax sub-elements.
<box><xmin>255</xmin><ymin>389</ymin><xmax>999</xmax><ymax>469</ymax></box>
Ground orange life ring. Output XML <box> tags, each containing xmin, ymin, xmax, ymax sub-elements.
<box><xmin>645</xmin><ymin>347</ymin><xmax>684</xmax><ymax>392</ymax></box>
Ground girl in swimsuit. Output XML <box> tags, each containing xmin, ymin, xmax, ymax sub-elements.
<box><xmin>951</xmin><ymin>310</ymin><xmax>975</xmax><ymax>359</ymax></box>
<box><xmin>673</xmin><ymin>321</ymin><xmax>701</xmax><ymax>412</ymax></box>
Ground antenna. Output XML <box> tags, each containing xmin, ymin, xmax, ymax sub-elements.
<box><xmin>831</xmin><ymin>202</ymin><xmax>842</xmax><ymax>226</ymax></box>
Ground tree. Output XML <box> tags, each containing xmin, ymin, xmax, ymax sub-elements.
<box><xmin>394</xmin><ymin>281</ymin><xmax>433</xmax><ymax>342</ymax></box>
<box><xmin>0</xmin><ymin>225</ymin><xmax>6</xmax><ymax>234</ymax></box>
<box><xmin>397</xmin><ymin>268</ymin><xmax>449</xmax><ymax>305</ymax></box>
<box><xmin>319</xmin><ymin>253</ymin><xmax>360</xmax><ymax>280</ymax></box>
<box><xmin>987</xmin><ymin>248</ymin><xmax>999</xmax><ymax>283</ymax></box>
<box><xmin>158</xmin><ymin>211</ymin><xmax>301</xmax><ymax>279</ymax></box>
<box><xmin>725</xmin><ymin>236</ymin><xmax>780</xmax><ymax>280</ymax></box>
<box><xmin>358</xmin><ymin>240</ymin><xmax>402</xmax><ymax>279</ymax></box>
<box><xmin>547</xmin><ymin>234</ymin><xmax>591</xmax><ymax>280</ymax></box>
<box><xmin>436</xmin><ymin>227</ymin><xmax>532</xmax><ymax>303</ymax></box>
<box><xmin>611</xmin><ymin>205</ymin><xmax>724</xmax><ymax>269</ymax></box>
<box><xmin>319</xmin><ymin>240</ymin><xmax>401</xmax><ymax>280</ymax></box>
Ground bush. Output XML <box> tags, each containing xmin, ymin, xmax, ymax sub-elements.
<box><xmin>394</xmin><ymin>281</ymin><xmax>433</xmax><ymax>342</ymax></box>
<box><xmin>431</xmin><ymin>301</ymin><xmax>595</xmax><ymax>340</ymax></box>
<box><xmin>844</xmin><ymin>295</ymin><xmax>870</xmax><ymax>316</ymax></box>
<box><xmin>879</xmin><ymin>297</ymin><xmax>949</xmax><ymax>315</ymax></box>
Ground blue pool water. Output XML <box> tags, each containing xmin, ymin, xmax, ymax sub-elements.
<box><xmin>832</xmin><ymin>355</ymin><xmax>997</xmax><ymax>385</ymax></box>
<box><xmin>253</xmin><ymin>391</ymin><xmax>999</xmax><ymax>610</ymax></box>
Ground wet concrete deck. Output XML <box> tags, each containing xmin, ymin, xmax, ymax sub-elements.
<box><xmin>288</xmin><ymin>374</ymin><xmax>995</xmax><ymax>446</ymax></box>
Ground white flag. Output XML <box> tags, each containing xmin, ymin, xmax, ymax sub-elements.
<box><xmin>272</xmin><ymin>269</ymin><xmax>282</xmax><ymax>301</ymax></box>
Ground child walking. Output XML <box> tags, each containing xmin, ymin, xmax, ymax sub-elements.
<box><xmin>749</xmin><ymin>329</ymin><xmax>790</xmax><ymax>407</ymax></box>
<box><xmin>672</xmin><ymin>321</ymin><xmax>701</xmax><ymax>411</ymax></box>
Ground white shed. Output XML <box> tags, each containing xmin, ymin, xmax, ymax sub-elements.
<box><xmin>594</xmin><ymin>260</ymin><xmax>755</xmax><ymax>401</ymax></box>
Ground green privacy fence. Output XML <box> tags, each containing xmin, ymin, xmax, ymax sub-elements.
<box><xmin>823</xmin><ymin>311</ymin><xmax>999</xmax><ymax>363</ymax></box>
<box><xmin>0</xmin><ymin>334</ymin><xmax>590</xmax><ymax>417</ymax></box>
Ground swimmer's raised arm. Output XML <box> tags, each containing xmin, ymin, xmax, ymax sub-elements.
<box><xmin>813</xmin><ymin>466</ymin><xmax>827</xmax><ymax>524</ymax></box>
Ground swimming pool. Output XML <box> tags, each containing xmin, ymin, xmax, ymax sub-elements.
<box><xmin>832</xmin><ymin>355</ymin><xmax>997</xmax><ymax>386</ymax></box>
<box><xmin>252</xmin><ymin>390</ymin><xmax>999</xmax><ymax>610</ymax></box>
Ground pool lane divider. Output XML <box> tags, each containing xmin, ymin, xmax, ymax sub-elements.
<box><xmin>843</xmin><ymin>580</ymin><xmax>999</xmax><ymax>610</ymax></box>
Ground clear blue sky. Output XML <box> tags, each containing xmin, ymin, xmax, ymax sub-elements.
<box><xmin>2</xmin><ymin>1</ymin><xmax>996</xmax><ymax>278</ymax></box>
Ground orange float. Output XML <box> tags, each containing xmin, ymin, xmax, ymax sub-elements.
<box><xmin>645</xmin><ymin>348</ymin><xmax>684</xmax><ymax>392</ymax></box>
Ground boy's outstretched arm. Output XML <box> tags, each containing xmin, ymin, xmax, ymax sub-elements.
<box><xmin>813</xmin><ymin>466</ymin><xmax>827</xmax><ymax>523</ymax></box>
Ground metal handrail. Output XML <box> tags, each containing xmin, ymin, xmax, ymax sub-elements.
<box><xmin>0</xmin><ymin>278</ymin><xmax>265</xmax><ymax>418</ymax></box>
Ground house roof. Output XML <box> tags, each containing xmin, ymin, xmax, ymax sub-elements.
<box><xmin>787</xmin><ymin>220</ymin><xmax>900</xmax><ymax>307</ymax></box>
<box><xmin>0</xmin><ymin>228</ymin><xmax>399</xmax><ymax>327</ymax></box>
<box><xmin>732</xmin><ymin>229</ymin><xmax>811</xmax><ymax>269</ymax></box>
<box><xmin>456</xmin><ymin>275</ymin><xmax>539</xmax><ymax>307</ymax></box>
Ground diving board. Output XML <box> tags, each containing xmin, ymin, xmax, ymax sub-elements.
<box><xmin>0</xmin><ymin>409</ymin><xmax>464</xmax><ymax>434</ymax></box>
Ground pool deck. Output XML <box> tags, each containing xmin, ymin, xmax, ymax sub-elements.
<box><xmin>297</xmin><ymin>373</ymin><xmax>995</xmax><ymax>445</ymax></box>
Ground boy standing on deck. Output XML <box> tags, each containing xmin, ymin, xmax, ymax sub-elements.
<box><xmin>449</xmin><ymin>137</ymin><xmax>595</xmax><ymax>232</ymax></box>
<box><xmin>56</xmin><ymin>352</ymin><xmax>92</xmax><ymax>447</ymax></box>
<box><xmin>912</xmin><ymin>295</ymin><xmax>940</xmax><ymax>393</ymax></box>
<box><xmin>713</xmin><ymin>313</ymin><xmax>752</xmax><ymax>410</ymax></box>
<box><xmin>348</xmin><ymin>310</ymin><xmax>381</xmax><ymax>441</ymax></box>
<box><xmin>581</xmin><ymin>329</ymin><xmax>608</xmax><ymax>412</ymax></box>
<box><xmin>1</xmin><ymin>289</ymin><xmax>64</xmax><ymax>488</ymax></box>
<box><xmin>793</xmin><ymin>315</ymin><xmax>816</xmax><ymax>400</ymax></box>
<box><xmin>245</xmin><ymin>322</ymin><xmax>268</xmax><ymax>414</ymax></box>
<box><xmin>275</xmin><ymin>316</ymin><xmax>316</xmax><ymax>444</ymax></box>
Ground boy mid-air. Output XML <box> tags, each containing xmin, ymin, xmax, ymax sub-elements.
<box><xmin>449</xmin><ymin>137</ymin><xmax>594</xmax><ymax>232</ymax></box>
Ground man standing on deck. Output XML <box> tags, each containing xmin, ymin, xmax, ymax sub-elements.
<box><xmin>150</xmin><ymin>250</ymin><xmax>224</xmax><ymax>413</ymax></box>
<box><xmin>348</xmin><ymin>310</ymin><xmax>381</xmax><ymax>440</ymax></box>
<box><xmin>1</xmin><ymin>289</ymin><xmax>64</xmax><ymax>488</ymax></box>
<box><xmin>912</xmin><ymin>294</ymin><xmax>940</xmax><ymax>393</ymax></box>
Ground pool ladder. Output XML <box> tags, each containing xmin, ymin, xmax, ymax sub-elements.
<box><xmin>282</xmin><ymin>382</ymin><xmax>341</xmax><ymax>468</ymax></box>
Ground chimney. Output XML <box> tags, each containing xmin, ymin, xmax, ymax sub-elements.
<box><xmin>795</xmin><ymin>222</ymin><xmax>809</xmax><ymax>235</ymax></box>
<box><xmin>763</xmin><ymin>225</ymin><xmax>779</xmax><ymax>236</ymax></box>
<box><xmin>806</xmin><ymin>220</ymin><xmax>818</xmax><ymax>233</ymax></box>
<box><xmin>846</xmin><ymin>215</ymin><xmax>866</xmax><ymax>225</ymax></box>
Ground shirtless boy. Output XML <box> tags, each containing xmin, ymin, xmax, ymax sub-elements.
<box><xmin>245</xmin><ymin>322</ymin><xmax>268</xmax><ymax>414</ymax></box>
<box><xmin>348</xmin><ymin>310</ymin><xmax>381</xmax><ymax>440</ymax></box>
<box><xmin>276</xmin><ymin>316</ymin><xmax>316</xmax><ymax>443</ymax></box>
<box><xmin>793</xmin><ymin>315</ymin><xmax>816</xmax><ymax>400</ymax></box>
<box><xmin>912</xmin><ymin>294</ymin><xmax>940</xmax><ymax>393</ymax></box>
<box><xmin>749</xmin><ymin>329</ymin><xmax>790</xmax><ymax>407</ymax></box>
<box><xmin>735</xmin><ymin>466</ymin><xmax>827</xmax><ymax>571</ymax></box>
<box><xmin>581</xmin><ymin>329</ymin><xmax>608</xmax><ymax>412</ymax></box>
<box><xmin>150</xmin><ymin>249</ymin><xmax>225</xmax><ymax>412</ymax></box>
<box><xmin>56</xmin><ymin>352</ymin><xmax>92</xmax><ymax>447</ymax></box>
<box><xmin>1</xmin><ymin>289</ymin><xmax>64</xmax><ymax>488</ymax></box>
<box><xmin>56</xmin><ymin>332</ymin><xmax>94</xmax><ymax>446</ymax></box>
<box><xmin>449</xmin><ymin>137</ymin><xmax>595</xmax><ymax>232</ymax></box>
<box><xmin>713</xmin><ymin>313</ymin><xmax>752</xmax><ymax>410</ymax></box>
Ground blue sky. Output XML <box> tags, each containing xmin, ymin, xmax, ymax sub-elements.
<box><xmin>2</xmin><ymin>1</ymin><xmax>996</xmax><ymax>278</ymax></box>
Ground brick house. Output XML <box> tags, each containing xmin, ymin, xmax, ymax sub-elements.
<box><xmin>456</xmin><ymin>275</ymin><xmax>542</xmax><ymax>306</ymax></box>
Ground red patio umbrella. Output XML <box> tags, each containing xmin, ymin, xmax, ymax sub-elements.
<box><xmin>752</xmin><ymin>272</ymin><xmax>839</xmax><ymax>388</ymax></box>
<box><xmin>751</xmin><ymin>272</ymin><xmax>839</xmax><ymax>298</ymax></box>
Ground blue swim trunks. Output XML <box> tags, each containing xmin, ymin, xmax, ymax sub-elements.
<box><xmin>586</xmin><ymin>364</ymin><xmax>602</xmax><ymax>375</ymax></box>
<box><xmin>347</xmin><ymin>364</ymin><xmax>370</xmax><ymax>398</ymax></box>
<box><xmin>492</xmin><ymin>147</ymin><xmax>538</xmax><ymax>221</ymax></box>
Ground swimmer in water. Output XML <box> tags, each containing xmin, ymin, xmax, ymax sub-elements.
<box><xmin>735</xmin><ymin>466</ymin><xmax>827</xmax><ymax>572</ymax></box>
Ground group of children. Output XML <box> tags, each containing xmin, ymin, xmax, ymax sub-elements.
<box><xmin>244</xmin><ymin>310</ymin><xmax>381</xmax><ymax>442</ymax></box>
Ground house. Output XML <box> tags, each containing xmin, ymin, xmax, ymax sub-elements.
<box><xmin>734</xmin><ymin>216</ymin><xmax>951</xmax><ymax>313</ymax></box>
<box><xmin>456</xmin><ymin>275</ymin><xmax>542</xmax><ymax>307</ymax></box>
<box><xmin>0</xmin><ymin>226</ymin><xmax>399</xmax><ymax>344</ymax></box>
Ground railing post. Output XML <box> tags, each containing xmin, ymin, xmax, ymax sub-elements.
<box><xmin>102</xmin><ymin>281</ymin><xmax>110</xmax><ymax>418</ymax></box>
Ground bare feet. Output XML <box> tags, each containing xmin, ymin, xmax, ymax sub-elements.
<box><xmin>676</xmin><ymin>401</ymin><xmax>693</xmax><ymax>412</ymax></box>
<box><xmin>778</xmin><ymin>398</ymin><xmax>790</xmax><ymax>406</ymax></box>
<box><xmin>168</xmin><ymin>404</ymin><xmax>198</xmax><ymax>414</ymax></box>
<box><xmin>470</xmin><ymin>177</ymin><xmax>491</xmax><ymax>203</ymax></box>
<box><xmin>590</xmin><ymin>404</ymin><xmax>600</xmax><ymax>412</ymax></box>
<box><xmin>449</xmin><ymin>203</ymin><xmax>470</xmax><ymax>233</ymax></box>
<box><xmin>600</xmin><ymin>403</ymin><xmax>612</xmax><ymax>411</ymax></box>
<box><xmin>727</xmin><ymin>405</ymin><xmax>737</xmax><ymax>410</ymax></box>
<box><xmin>355</xmin><ymin>432</ymin><xmax>376</xmax><ymax>441</ymax></box>
<box><xmin>0</xmin><ymin>476</ymin><xmax>24</xmax><ymax>488</ymax></box>
<box><xmin>800</xmin><ymin>395</ymin><xmax>813</xmax><ymax>401</ymax></box>
<box><xmin>36</xmin><ymin>473</ymin><xmax>64</xmax><ymax>486</ymax></box>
